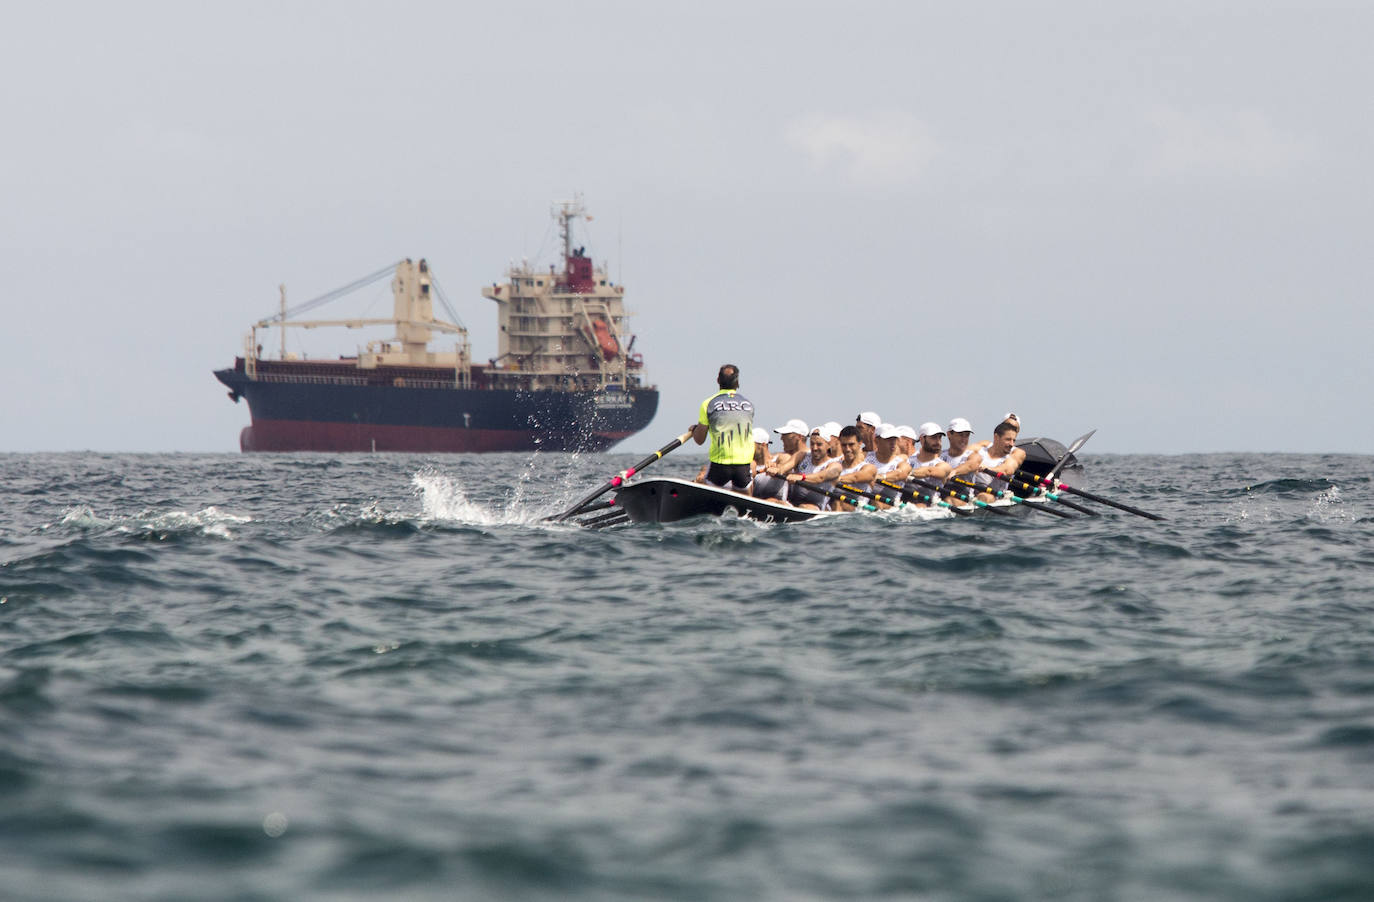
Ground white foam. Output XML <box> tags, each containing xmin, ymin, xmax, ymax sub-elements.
<box><xmin>410</xmin><ymin>467</ymin><xmax>543</xmax><ymax>526</ymax></box>
<box><xmin>45</xmin><ymin>505</ymin><xmax>250</xmax><ymax>539</ymax></box>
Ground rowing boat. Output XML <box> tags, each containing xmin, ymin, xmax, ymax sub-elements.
<box><xmin>607</xmin><ymin>478</ymin><xmax>1022</xmax><ymax>524</ymax></box>
<box><xmin>612</xmin><ymin>478</ymin><xmax>835</xmax><ymax>523</ymax></box>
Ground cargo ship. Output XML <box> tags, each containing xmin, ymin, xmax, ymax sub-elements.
<box><xmin>215</xmin><ymin>199</ymin><xmax>659</xmax><ymax>452</ymax></box>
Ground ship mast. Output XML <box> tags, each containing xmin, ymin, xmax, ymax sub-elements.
<box><xmin>556</xmin><ymin>195</ymin><xmax>585</xmax><ymax>271</ymax></box>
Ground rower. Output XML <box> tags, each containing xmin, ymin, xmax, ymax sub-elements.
<box><xmin>894</xmin><ymin>425</ymin><xmax>917</xmax><ymax>459</ymax></box>
<box><xmin>856</xmin><ymin>411</ymin><xmax>881</xmax><ymax>457</ymax></box>
<box><xmin>832</xmin><ymin>425</ymin><xmax>877</xmax><ymax>511</ymax></box>
<box><xmin>766</xmin><ymin>419</ymin><xmax>809</xmax><ymax>479</ymax></box>
<box><xmin>905</xmin><ymin>422</ymin><xmax>953</xmax><ymax>505</ymax></box>
<box><xmin>785</xmin><ymin>429</ymin><xmax>842</xmax><ymax>510</ymax></box>
<box><xmin>971</xmin><ymin>420</ymin><xmax>1026</xmax><ymax>501</ymax></box>
<box><xmin>749</xmin><ymin>427</ymin><xmax>788</xmax><ymax>501</ymax></box>
<box><xmin>869</xmin><ymin>424</ymin><xmax>910</xmax><ymax>508</ymax></box>
<box><xmin>940</xmin><ymin>417</ymin><xmax>982</xmax><ymax>483</ymax></box>
<box><xmin>807</xmin><ymin>420</ymin><xmax>840</xmax><ymax>462</ymax></box>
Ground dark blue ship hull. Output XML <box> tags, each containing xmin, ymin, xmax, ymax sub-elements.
<box><xmin>214</xmin><ymin>362</ymin><xmax>658</xmax><ymax>453</ymax></box>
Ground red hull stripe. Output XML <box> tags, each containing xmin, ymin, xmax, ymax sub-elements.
<box><xmin>240</xmin><ymin>420</ymin><xmax>635</xmax><ymax>453</ymax></box>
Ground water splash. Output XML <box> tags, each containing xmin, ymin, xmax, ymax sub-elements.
<box><xmin>1309</xmin><ymin>485</ymin><xmax>1350</xmax><ymax>522</ymax></box>
<box><xmin>410</xmin><ymin>467</ymin><xmax>543</xmax><ymax>526</ymax></box>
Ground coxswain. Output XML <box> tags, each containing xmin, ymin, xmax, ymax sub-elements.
<box><xmin>832</xmin><ymin>425</ymin><xmax>878</xmax><ymax>511</ymax></box>
<box><xmin>786</xmin><ymin>429</ymin><xmax>842</xmax><ymax>510</ymax></box>
<box><xmin>690</xmin><ymin>364</ymin><xmax>755</xmax><ymax>492</ymax></box>
<box><xmin>972</xmin><ymin>420</ymin><xmax>1026</xmax><ymax>501</ymax></box>
<box><xmin>905</xmin><ymin>422</ymin><xmax>954</xmax><ymax>506</ymax></box>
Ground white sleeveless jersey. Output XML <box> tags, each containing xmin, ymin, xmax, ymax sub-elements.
<box><xmin>907</xmin><ymin>453</ymin><xmax>944</xmax><ymax>479</ymax></box>
<box><xmin>838</xmin><ymin>460</ymin><xmax>872</xmax><ymax>496</ymax></box>
<box><xmin>941</xmin><ymin>447</ymin><xmax>975</xmax><ymax>470</ymax></box>
<box><xmin>973</xmin><ymin>447</ymin><xmax>1013</xmax><ymax>491</ymax></box>
<box><xmin>793</xmin><ymin>454</ymin><xmax>840</xmax><ymax>509</ymax></box>
<box><xmin>873</xmin><ymin>454</ymin><xmax>907</xmax><ymax>481</ymax></box>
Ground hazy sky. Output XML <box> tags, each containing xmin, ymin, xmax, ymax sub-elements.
<box><xmin>4</xmin><ymin>1</ymin><xmax>1370</xmax><ymax>454</ymax></box>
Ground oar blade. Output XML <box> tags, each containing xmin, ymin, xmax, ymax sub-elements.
<box><xmin>1044</xmin><ymin>429</ymin><xmax>1096</xmax><ymax>484</ymax></box>
<box><xmin>547</xmin><ymin>430</ymin><xmax>694</xmax><ymax>521</ymax></box>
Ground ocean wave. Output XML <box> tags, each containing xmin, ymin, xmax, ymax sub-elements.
<box><xmin>40</xmin><ymin>505</ymin><xmax>251</xmax><ymax>541</ymax></box>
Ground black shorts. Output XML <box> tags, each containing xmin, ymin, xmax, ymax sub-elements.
<box><xmin>705</xmin><ymin>462</ymin><xmax>752</xmax><ymax>490</ymax></box>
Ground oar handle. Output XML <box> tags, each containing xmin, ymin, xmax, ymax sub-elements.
<box><xmin>871</xmin><ymin>478</ymin><xmax>940</xmax><ymax>506</ymax></box>
<box><xmin>789</xmin><ymin>476</ymin><xmax>878</xmax><ymax>511</ymax></box>
<box><xmin>838</xmin><ymin>482</ymin><xmax>912</xmax><ymax>508</ymax></box>
<box><xmin>874</xmin><ymin>478</ymin><xmax>990</xmax><ymax>514</ymax></box>
<box><xmin>948</xmin><ymin>475</ymin><xmax>1073</xmax><ymax>518</ymax></box>
<box><xmin>990</xmin><ymin>472</ymin><xmax>1098</xmax><ymax>516</ymax></box>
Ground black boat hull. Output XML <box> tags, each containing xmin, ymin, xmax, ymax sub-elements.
<box><xmin>613</xmin><ymin>478</ymin><xmax>832</xmax><ymax>523</ymax></box>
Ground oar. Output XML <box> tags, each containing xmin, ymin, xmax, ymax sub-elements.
<box><xmin>1031</xmin><ymin>476</ymin><xmax>1166</xmax><ymax>521</ymax></box>
<box><xmin>582</xmin><ymin>510</ymin><xmax>630</xmax><ymax>529</ymax></box>
<box><xmin>874</xmin><ymin>478</ymin><xmax>1010</xmax><ymax>517</ymax></box>
<box><xmin>849</xmin><ymin>480</ymin><xmax>979</xmax><ymax>516</ymax></box>
<box><xmin>1043</xmin><ymin>429</ymin><xmax>1096</xmax><ymax>485</ymax></box>
<box><xmin>840</xmin><ymin>481</ymin><xmax>942</xmax><ymax>512</ymax></box>
<box><xmin>789</xmin><ymin>478</ymin><xmax>879</xmax><ymax>512</ymax></box>
<box><xmin>948</xmin><ymin>475</ymin><xmax>1074</xmax><ymax>518</ymax></box>
<box><xmin>955</xmin><ymin>473</ymin><xmax>1097</xmax><ymax>516</ymax></box>
<box><xmin>567</xmin><ymin>498</ymin><xmax>617</xmax><ymax>518</ymax></box>
<box><xmin>547</xmin><ymin>430</ymin><xmax>694</xmax><ymax>521</ymax></box>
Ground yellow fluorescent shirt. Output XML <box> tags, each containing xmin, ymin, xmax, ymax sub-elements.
<box><xmin>698</xmin><ymin>390</ymin><xmax>755</xmax><ymax>465</ymax></box>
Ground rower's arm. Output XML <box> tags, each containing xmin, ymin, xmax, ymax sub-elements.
<box><xmin>845</xmin><ymin>463</ymin><xmax>878</xmax><ymax>486</ymax></box>
<box><xmin>788</xmin><ymin>460</ymin><xmax>840</xmax><ymax>484</ymax></box>
<box><xmin>950</xmin><ymin>455</ymin><xmax>982</xmax><ymax>478</ymax></box>
<box><xmin>766</xmin><ymin>449</ymin><xmax>805</xmax><ymax>477</ymax></box>
<box><xmin>690</xmin><ymin>424</ymin><xmax>708</xmax><ymax>444</ymax></box>
<box><xmin>909</xmin><ymin>459</ymin><xmax>952</xmax><ymax>481</ymax></box>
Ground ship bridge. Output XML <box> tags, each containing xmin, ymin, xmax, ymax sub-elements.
<box><xmin>481</xmin><ymin>198</ymin><xmax>646</xmax><ymax>393</ymax></box>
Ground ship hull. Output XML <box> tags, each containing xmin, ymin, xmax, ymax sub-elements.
<box><xmin>215</xmin><ymin>368</ymin><xmax>658</xmax><ymax>453</ymax></box>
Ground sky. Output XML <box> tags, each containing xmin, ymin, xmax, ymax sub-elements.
<box><xmin>3</xmin><ymin>1</ymin><xmax>1370</xmax><ymax>454</ymax></box>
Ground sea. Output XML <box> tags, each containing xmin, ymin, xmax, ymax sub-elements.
<box><xmin>2</xmin><ymin>450</ymin><xmax>1372</xmax><ymax>901</ymax></box>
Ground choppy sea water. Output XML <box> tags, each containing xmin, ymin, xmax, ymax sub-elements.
<box><xmin>2</xmin><ymin>451</ymin><xmax>1372</xmax><ymax>901</ymax></box>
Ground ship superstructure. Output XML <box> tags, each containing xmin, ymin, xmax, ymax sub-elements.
<box><xmin>215</xmin><ymin>198</ymin><xmax>658</xmax><ymax>453</ymax></box>
<box><xmin>482</xmin><ymin>197</ymin><xmax>645</xmax><ymax>394</ymax></box>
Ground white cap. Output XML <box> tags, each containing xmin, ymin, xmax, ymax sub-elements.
<box><xmin>918</xmin><ymin>421</ymin><xmax>946</xmax><ymax>438</ymax></box>
<box><xmin>896</xmin><ymin>425</ymin><xmax>917</xmax><ymax>440</ymax></box>
<box><xmin>812</xmin><ymin>422</ymin><xmax>841</xmax><ymax>441</ymax></box>
<box><xmin>1003</xmin><ymin>412</ymin><xmax>1020</xmax><ymax>423</ymax></box>
<box><xmin>876</xmin><ymin>423</ymin><xmax>900</xmax><ymax>439</ymax></box>
<box><xmin>752</xmin><ymin>427</ymin><xmax>771</xmax><ymax>444</ymax></box>
<box><xmin>857</xmin><ymin>411</ymin><xmax>882</xmax><ymax>427</ymax></box>
<box><xmin>947</xmin><ymin>417</ymin><xmax>973</xmax><ymax>434</ymax></box>
<box><xmin>774</xmin><ymin>418</ymin><xmax>808</xmax><ymax>436</ymax></box>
